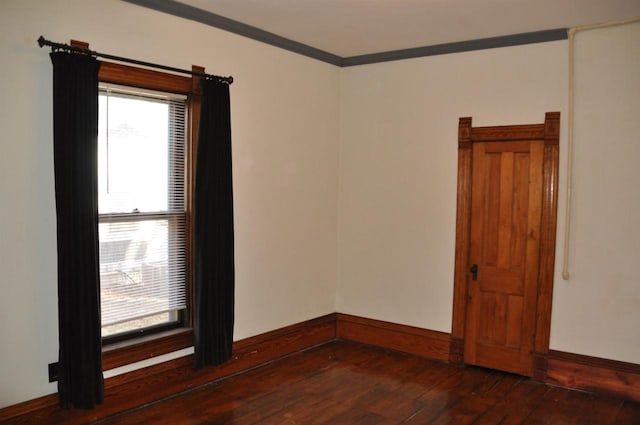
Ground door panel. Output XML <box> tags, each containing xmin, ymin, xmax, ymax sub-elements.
<box><xmin>464</xmin><ymin>140</ymin><xmax>544</xmax><ymax>376</ymax></box>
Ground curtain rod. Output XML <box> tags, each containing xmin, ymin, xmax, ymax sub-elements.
<box><xmin>37</xmin><ymin>36</ymin><xmax>233</xmax><ymax>84</ymax></box>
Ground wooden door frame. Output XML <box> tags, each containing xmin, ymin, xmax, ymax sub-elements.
<box><xmin>449</xmin><ymin>112</ymin><xmax>560</xmax><ymax>380</ymax></box>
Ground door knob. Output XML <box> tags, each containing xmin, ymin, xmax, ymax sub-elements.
<box><xmin>470</xmin><ymin>264</ymin><xmax>478</xmax><ymax>281</ymax></box>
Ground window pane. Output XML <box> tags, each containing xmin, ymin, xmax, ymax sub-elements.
<box><xmin>98</xmin><ymin>86</ymin><xmax>187</xmax><ymax>339</ymax></box>
<box><xmin>99</xmin><ymin>218</ymin><xmax>186</xmax><ymax>336</ymax></box>
<box><xmin>98</xmin><ymin>93</ymin><xmax>181</xmax><ymax>214</ymax></box>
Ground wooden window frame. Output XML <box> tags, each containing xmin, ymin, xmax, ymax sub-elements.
<box><xmin>95</xmin><ymin>57</ymin><xmax>203</xmax><ymax>370</ymax></box>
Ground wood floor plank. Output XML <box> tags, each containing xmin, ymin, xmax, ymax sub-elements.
<box><xmin>613</xmin><ymin>401</ymin><xmax>640</xmax><ymax>424</ymax></box>
<box><xmin>21</xmin><ymin>340</ymin><xmax>639</xmax><ymax>425</ymax></box>
<box><xmin>565</xmin><ymin>392</ymin><xmax>623</xmax><ymax>425</ymax></box>
<box><xmin>473</xmin><ymin>379</ymin><xmax>550</xmax><ymax>424</ymax></box>
<box><xmin>521</xmin><ymin>385</ymin><xmax>574</xmax><ymax>424</ymax></box>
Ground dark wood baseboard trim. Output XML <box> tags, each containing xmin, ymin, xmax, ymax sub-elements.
<box><xmin>335</xmin><ymin>313</ymin><xmax>451</xmax><ymax>361</ymax></box>
<box><xmin>449</xmin><ymin>337</ymin><xmax>464</xmax><ymax>365</ymax></box>
<box><xmin>5</xmin><ymin>314</ymin><xmax>640</xmax><ymax>423</ymax></box>
<box><xmin>0</xmin><ymin>394</ymin><xmax>59</xmax><ymax>424</ymax></box>
<box><xmin>532</xmin><ymin>351</ymin><xmax>549</xmax><ymax>382</ymax></box>
<box><xmin>546</xmin><ymin>350</ymin><xmax>640</xmax><ymax>403</ymax></box>
<box><xmin>335</xmin><ymin>314</ymin><xmax>640</xmax><ymax>403</ymax></box>
<box><xmin>0</xmin><ymin>314</ymin><xmax>336</xmax><ymax>424</ymax></box>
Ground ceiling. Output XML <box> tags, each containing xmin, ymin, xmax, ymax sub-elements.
<box><xmin>176</xmin><ymin>0</ymin><xmax>640</xmax><ymax>57</ymax></box>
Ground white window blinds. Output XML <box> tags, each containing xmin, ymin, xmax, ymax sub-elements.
<box><xmin>98</xmin><ymin>84</ymin><xmax>187</xmax><ymax>337</ymax></box>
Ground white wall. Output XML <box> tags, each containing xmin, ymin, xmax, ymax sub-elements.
<box><xmin>337</xmin><ymin>22</ymin><xmax>640</xmax><ymax>364</ymax></box>
<box><xmin>0</xmin><ymin>0</ymin><xmax>339</xmax><ymax>408</ymax></box>
<box><xmin>338</xmin><ymin>41</ymin><xmax>568</xmax><ymax>332</ymax></box>
<box><xmin>549</xmin><ymin>22</ymin><xmax>640</xmax><ymax>362</ymax></box>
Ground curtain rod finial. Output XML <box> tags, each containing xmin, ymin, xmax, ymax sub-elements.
<box><xmin>37</xmin><ymin>35</ymin><xmax>46</xmax><ymax>48</ymax></box>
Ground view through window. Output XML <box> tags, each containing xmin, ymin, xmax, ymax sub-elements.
<box><xmin>98</xmin><ymin>85</ymin><xmax>187</xmax><ymax>338</ymax></box>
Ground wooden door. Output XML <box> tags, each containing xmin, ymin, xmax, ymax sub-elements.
<box><xmin>451</xmin><ymin>113</ymin><xmax>560</xmax><ymax>380</ymax></box>
<box><xmin>463</xmin><ymin>140</ymin><xmax>544</xmax><ymax>376</ymax></box>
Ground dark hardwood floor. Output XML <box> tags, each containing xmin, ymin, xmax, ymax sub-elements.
<box><xmin>87</xmin><ymin>340</ymin><xmax>640</xmax><ymax>424</ymax></box>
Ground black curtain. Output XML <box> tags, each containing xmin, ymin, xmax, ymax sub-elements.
<box><xmin>50</xmin><ymin>51</ymin><xmax>104</xmax><ymax>409</ymax></box>
<box><xmin>194</xmin><ymin>79</ymin><xmax>235</xmax><ymax>368</ymax></box>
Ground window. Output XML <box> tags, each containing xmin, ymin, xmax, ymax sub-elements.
<box><xmin>93</xmin><ymin>61</ymin><xmax>198</xmax><ymax>369</ymax></box>
<box><xmin>98</xmin><ymin>84</ymin><xmax>188</xmax><ymax>341</ymax></box>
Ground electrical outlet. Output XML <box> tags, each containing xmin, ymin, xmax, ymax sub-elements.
<box><xmin>48</xmin><ymin>362</ymin><xmax>58</xmax><ymax>383</ymax></box>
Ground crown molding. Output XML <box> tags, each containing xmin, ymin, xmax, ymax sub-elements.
<box><xmin>123</xmin><ymin>0</ymin><xmax>568</xmax><ymax>67</ymax></box>
<box><xmin>122</xmin><ymin>0</ymin><xmax>342</xmax><ymax>65</ymax></box>
<box><xmin>341</xmin><ymin>28</ymin><xmax>568</xmax><ymax>67</ymax></box>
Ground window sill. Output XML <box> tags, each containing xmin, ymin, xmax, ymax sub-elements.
<box><xmin>102</xmin><ymin>328</ymin><xmax>193</xmax><ymax>371</ymax></box>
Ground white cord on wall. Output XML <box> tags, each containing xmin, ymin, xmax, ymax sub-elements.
<box><xmin>561</xmin><ymin>18</ymin><xmax>640</xmax><ymax>281</ymax></box>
